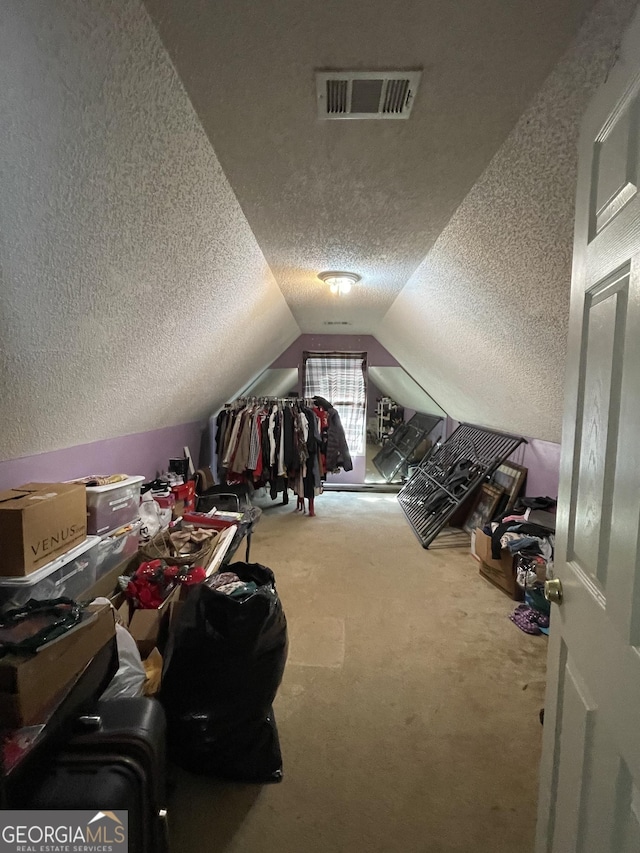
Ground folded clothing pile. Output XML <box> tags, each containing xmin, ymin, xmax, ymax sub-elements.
<box><xmin>486</xmin><ymin>496</ymin><xmax>557</xmax><ymax>571</ymax></box>
<box><xmin>208</xmin><ymin>571</ymin><xmax>258</xmax><ymax>599</ymax></box>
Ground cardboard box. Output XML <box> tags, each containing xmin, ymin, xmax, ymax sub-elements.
<box><xmin>0</xmin><ymin>483</ymin><xmax>87</xmax><ymax>577</ymax></box>
<box><xmin>474</xmin><ymin>528</ymin><xmax>522</xmax><ymax>600</ymax></box>
<box><xmin>128</xmin><ymin>610</ymin><xmax>164</xmax><ymax>660</ymax></box>
<box><xmin>0</xmin><ymin>603</ymin><xmax>115</xmax><ymax>728</ymax></box>
<box><xmin>113</xmin><ymin>585</ymin><xmax>181</xmax><ymax>659</ymax></box>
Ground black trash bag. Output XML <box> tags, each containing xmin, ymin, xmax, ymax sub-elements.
<box><xmin>160</xmin><ymin>562</ymin><xmax>288</xmax><ymax>783</ymax></box>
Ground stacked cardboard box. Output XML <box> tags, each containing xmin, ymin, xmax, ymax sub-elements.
<box><xmin>0</xmin><ymin>483</ymin><xmax>121</xmax><ymax>730</ymax></box>
<box><xmin>0</xmin><ymin>603</ymin><xmax>115</xmax><ymax>728</ymax></box>
<box><xmin>0</xmin><ymin>483</ymin><xmax>87</xmax><ymax>576</ymax></box>
<box><xmin>113</xmin><ymin>586</ymin><xmax>182</xmax><ymax>660</ymax></box>
<box><xmin>474</xmin><ymin>528</ymin><xmax>523</xmax><ymax>600</ymax></box>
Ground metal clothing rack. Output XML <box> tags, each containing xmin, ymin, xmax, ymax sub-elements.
<box><xmin>221</xmin><ymin>395</ymin><xmax>328</xmax><ymax>515</ymax></box>
<box><xmin>226</xmin><ymin>396</ymin><xmax>316</xmax><ymax>409</ymax></box>
<box><xmin>397</xmin><ymin>423</ymin><xmax>526</xmax><ymax>548</ymax></box>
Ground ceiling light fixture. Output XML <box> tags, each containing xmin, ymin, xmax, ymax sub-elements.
<box><xmin>318</xmin><ymin>271</ymin><xmax>360</xmax><ymax>296</ymax></box>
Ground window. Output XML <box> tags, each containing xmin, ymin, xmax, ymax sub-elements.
<box><xmin>303</xmin><ymin>352</ymin><xmax>367</xmax><ymax>454</ymax></box>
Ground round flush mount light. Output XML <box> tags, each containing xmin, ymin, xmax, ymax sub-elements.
<box><xmin>318</xmin><ymin>271</ymin><xmax>361</xmax><ymax>296</ymax></box>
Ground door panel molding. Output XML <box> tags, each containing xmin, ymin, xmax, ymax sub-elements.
<box><xmin>590</xmin><ymin>81</ymin><xmax>640</xmax><ymax>240</ymax></box>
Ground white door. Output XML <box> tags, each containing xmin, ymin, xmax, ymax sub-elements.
<box><xmin>536</xmin><ymin>7</ymin><xmax>640</xmax><ymax>852</ymax></box>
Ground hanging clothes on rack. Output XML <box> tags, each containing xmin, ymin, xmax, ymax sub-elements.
<box><xmin>312</xmin><ymin>396</ymin><xmax>353</xmax><ymax>473</ymax></box>
<box><xmin>215</xmin><ymin>395</ymin><xmax>353</xmax><ymax>516</ymax></box>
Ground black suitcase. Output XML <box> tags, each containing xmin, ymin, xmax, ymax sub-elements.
<box><xmin>27</xmin><ymin>698</ymin><xmax>169</xmax><ymax>853</ymax></box>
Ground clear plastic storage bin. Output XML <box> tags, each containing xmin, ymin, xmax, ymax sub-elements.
<box><xmin>85</xmin><ymin>476</ymin><xmax>145</xmax><ymax>535</ymax></box>
<box><xmin>95</xmin><ymin>519</ymin><xmax>142</xmax><ymax>579</ymax></box>
<box><xmin>0</xmin><ymin>537</ymin><xmax>101</xmax><ymax>611</ymax></box>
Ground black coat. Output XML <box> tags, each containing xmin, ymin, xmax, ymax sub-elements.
<box><xmin>326</xmin><ymin>408</ymin><xmax>353</xmax><ymax>472</ymax></box>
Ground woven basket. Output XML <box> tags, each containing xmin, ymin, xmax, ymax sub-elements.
<box><xmin>139</xmin><ymin>528</ymin><xmax>220</xmax><ymax>569</ymax></box>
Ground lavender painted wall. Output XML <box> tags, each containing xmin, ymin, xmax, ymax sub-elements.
<box><xmin>442</xmin><ymin>418</ymin><xmax>560</xmax><ymax>498</ymax></box>
<box><xmin>403</xmin><ymin>407</ymin><xmax>417</xmax><ymax>423</ymax></box>
<box><xmin>495</xmin><ymin>436</ymin><xmax>561</xmax><ymax>498</ymax></box>
<box><xmin>269</xmin><ymin>334</ymin><xmax>400</xmax><ymax>370</ymax></box>
<box><xmin>0</xmin><ymin>420</ymin><xmax>204</xmax><ymax>491</ymax></box>
<box><xmin>267</xmin><ymin>334</ymin><xmax>400</xmax><ymax>484</ymax></box>
<box><xmin>520</xmin><ymin>438</ymin><xmax>561</xmax><ymax>498</ymax></box>
<box><xmin>444</xmin><ymin>417</ymin><xmax>459</xmax><ymax>439</ymax></box>
<box><xmin>367</xmin><ymin>377</ymin><xmax>383</xmax><ymax>420</ymax></box>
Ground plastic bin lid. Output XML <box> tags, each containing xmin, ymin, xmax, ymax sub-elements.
<box><xmin>85</xmin><ymin>475</ymin><xmax>145</xmax><ymax>493</ymax></box>
<box><xmin>0</xmin><ymin>536</ymin><xmax>101</xmax><ymax>587</ymax></box>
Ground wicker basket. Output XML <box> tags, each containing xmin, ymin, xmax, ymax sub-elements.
<box><xmin>139</xmin><ymin>528</ymin><xmax>220</xmax><ymax>569</ymax></box>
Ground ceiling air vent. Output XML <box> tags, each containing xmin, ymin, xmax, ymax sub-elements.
<box><xmin>316</xmin><ymin>71</ymin><xmax>421</xmax><ymax>120</ymax></box>
<box><xmin>323</xmin><ymin>321</ymin><xmax>352</xmax><ymax>326</ymax></box>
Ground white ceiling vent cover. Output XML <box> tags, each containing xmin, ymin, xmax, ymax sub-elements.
<box><xmin>316</xmin><ymin>71</ymin><xmax>421</xmax><ymax>120</ymax></box>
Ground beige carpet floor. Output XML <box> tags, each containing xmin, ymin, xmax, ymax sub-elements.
<box><xmin>169</xmin><ymin>491</ymin><xmax>548</xmax><ymax>853</ymax></box>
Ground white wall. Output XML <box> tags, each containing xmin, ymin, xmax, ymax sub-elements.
<box><xmin>0</xmin><ymin>0</ymin><xmax>299</xmax><ymax>462</ymax></box>
<box><xmin>378</xmin><ymin>0</ymin><xmax>638</xmax><ymax>443</ymax></box>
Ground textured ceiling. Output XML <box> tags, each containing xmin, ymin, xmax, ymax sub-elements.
<box><xmin>143</xmin><ymin>0</ymin><xmax>596</xmax><ymax>333</ymax></box>
<box><xmin>0</xmin><ymin>0</ymin><xmax>299</xmax><ymax>461</ymax></box>
<box><xmin>377</xmin><ymin>0</ymin><xmax>638</xmax><ymax>442</ymax></box>
<box><xmin>2</xmin><ymin>0</ymin><xmax>635</xmax><ymax>464</ymax></box>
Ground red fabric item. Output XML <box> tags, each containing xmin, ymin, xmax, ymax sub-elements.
<box><xmin>253</xmin><ymin>418</ymin><xmax>264</xmax><ymax>481</ymax></box>
<box><xmin>171</xmin><ymin>481</ymin><xmax>196</xmax><ymax>511</ymax></box>
<box><xmin>313</xmin><ymin>406</ymin><xmax>329</xmax><ymax>474</ymax></box>
<box><xmin>154</xmin><ymin>494</ymin><xmax>176</xmax><ymax>509</ymax></box>
<box><xmin>126</xmin><ymin>558</ymin><xmax>207</xmax><ymax>609</ymax></box>
<box><xmin>127</xmin><ymin>560</ymin><xmax>172</xmax><ymax>609</ymax></box>
<box><xmin>163</xmin><ymin>565</ymin><xmax>181</xmax><ymax>581</ymax></box>
<box><xmin>137</xmin><ymin>585</ymin><xmax>163</xmax><ymax>609</ymax></box>
<box><xmin>180</xmin><ymin>566</ymin><xmax>206</xmax><ymax>586</ymax></box>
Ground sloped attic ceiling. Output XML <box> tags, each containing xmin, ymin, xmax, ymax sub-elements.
<box><xmin>0</xmin><ymin>0</ymin><xmax>300</xmax><ymax>462</ymax></box>
<box><xmin>144</xmin><ymin>0</ymin><xmax>596</xmax><ymax>334</ymax></box>
<box><xmin>2</xmin><ymin>0</ymin><xmax>636</xmax><ymax>465</ymax></box>
<box><xmin>377</xmin><ymin>0</ymin><xmax>638</xmax><ymax>442</ymax></box>
<box><xmin>143</xmin><ymin>0</ymin><xmax>636</xmax><ymax>444</ymax></box>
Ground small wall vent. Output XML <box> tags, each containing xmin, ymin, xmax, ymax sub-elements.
<box><xmin>316</xmin><ymin>71</ymin><xmax>421</xmax><ymax>120</ymax></box>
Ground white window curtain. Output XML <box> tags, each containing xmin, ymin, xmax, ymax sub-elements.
<box><xmin>303</xmin><ymin>352</ymin><xmax>367</xmax><ymax>455</ymax></box>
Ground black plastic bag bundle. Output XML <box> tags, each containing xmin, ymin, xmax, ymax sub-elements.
<box><xmin>160</xmin><ymin>562</ymin><xmax>288</xmax><ymax>783</ymax></box>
